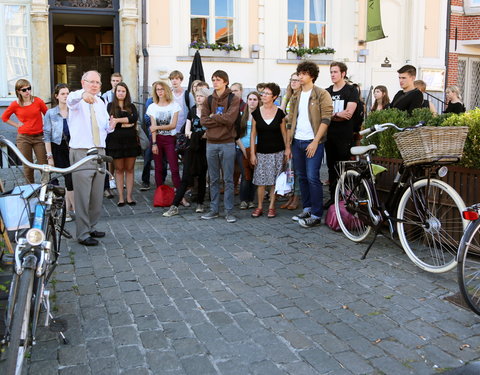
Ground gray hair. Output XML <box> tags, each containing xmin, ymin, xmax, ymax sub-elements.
<box><xmin>81</xmin><ymin>70</ymin><xmax>101</xmax><ymax>81</ymax></box>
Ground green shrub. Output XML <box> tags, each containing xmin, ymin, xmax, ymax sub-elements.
<box><xmin>362</xmin><ymin>108</ymin><xmax>478</xmax><ymax>167</ymax></box>
<box><xmin>441</xmin><ymin>108</ymin><xmax>480</xmax><ymax>169</ymax></box>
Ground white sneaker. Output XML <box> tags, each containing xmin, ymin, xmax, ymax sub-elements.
<box><xmin>195</xmin><ymin>204</ymin><xmax>205</xmax><ymax>213</ymax></box>
<box><xmin>65</xmin><ymin>211</ymin><xmax>74</xmax><ymax>222</ymax></box>
<box><xmin>163</xmin><ymin>205</ymin><xmax>179</xmax><ymax>217</ymax></box>
<box><xmin>239</xmin><ymin>201</ymin><xmax>248</xmax><ymax>210</ymax></box>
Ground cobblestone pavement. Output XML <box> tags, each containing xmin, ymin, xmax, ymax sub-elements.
<box><xmin>4</xmin><ymin>165</ymin><xmax>479</xmax><ymax>375</ymax></box>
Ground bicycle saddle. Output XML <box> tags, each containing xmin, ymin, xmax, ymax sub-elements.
<box><xmin>350</xmin><ymin>144</ymin><xmax>377</xmax><ymax>156</ymax></box>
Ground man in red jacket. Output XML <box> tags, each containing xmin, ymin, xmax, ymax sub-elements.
<box><xmin>201</xmin><ymin>70</ymin><xmax>240</xmax><ymax>223</ymax></box>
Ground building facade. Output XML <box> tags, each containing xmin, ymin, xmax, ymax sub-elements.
<box><xmin>447</xmin><ymin>0</ymin><xmax>480</xmax><ymax>110</ymax></box>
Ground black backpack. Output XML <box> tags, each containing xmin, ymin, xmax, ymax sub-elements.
<box><xmin>352</xmin><ymin>99</ymin><xmax>365</xmax><ymax>133</ymax></box>
<box><xmin>208</xmin><ymin>93</ymin><xmax>242</xmax><ymax>140</ymax></box>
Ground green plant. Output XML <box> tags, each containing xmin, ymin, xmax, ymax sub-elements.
<box><xmin>441</xmin><ymin>108</ymin><xmax>480</xmax><ymax>169</ymax></box>
<box><xmin>189</xmin><ymin>41</ymin><xmax>242</xmax><ymax>52</ymax></box>
<box><xmin>286</xmin><ymin>46</ymin><xmax>335</xmax><ymax>58</ymax></box>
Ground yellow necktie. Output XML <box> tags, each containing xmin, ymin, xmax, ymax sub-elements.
<box><xmin>90</xmin><ymin>103</ymin><xmax>101</xmax><ymax>146</ymax></box>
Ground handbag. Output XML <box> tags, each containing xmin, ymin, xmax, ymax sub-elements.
<box><xmin>137</xmin><ymin>124</ymin><xmax>150</xmax><ymax>151</ymax></box>
<box><xmin>153</xmin><ymin>185</ymin><xmax>175</xmax><ymax>207</ymax></box>
<box><xmin>325</xmin><ymin>200</ymin><xmax>361</xmax><ymax>232</ymax></box>
<box><xmin>175</xmin><ymin>133</ymin><xmax>190</xmax><ymax>153</ymax></box>
<box><xmin>275</xmin><ymin>172</ymin><xmax>292</xmax><ymax>196</ymax></box>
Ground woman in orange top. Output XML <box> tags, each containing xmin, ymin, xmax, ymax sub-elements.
<box><xmin>2</xmin><ymin>79</ymin><xmax>48</xmax><ymax>183</ymax></box>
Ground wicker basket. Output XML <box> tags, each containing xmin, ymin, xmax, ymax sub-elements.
<box><xmin>393</xmin><ymin>126</ymin><xmax>469</xmax><ymax>166</ymax></box>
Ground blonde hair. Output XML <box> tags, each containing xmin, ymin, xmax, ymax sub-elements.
<box><xmin>446</xmin><ymin>85</ymin><xmax>462</xmax><ymax>101</ymax></box>
<box><xmin>152</xmin><ymin>81</ymin><xmax>173</xmax><ymax>104</ymax></box>
<box><xmin>195</xmin><ymin>87</ymin><xmax>209</xmax><ymax>98</ymax></box>
<box><xmin>15</xmin><ymin>79</ymin><xmax>33</xmax><ymax>106</ymax></box>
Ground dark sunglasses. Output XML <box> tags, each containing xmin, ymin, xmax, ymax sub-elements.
<box><xmin>20</xmin><ymin>87</ymin><xmax>32</xmax><ymax>92</ymax></box>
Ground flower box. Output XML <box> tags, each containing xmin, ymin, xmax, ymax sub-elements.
<box><xmin>189</xmin><ymin>48</ymin><xmax>241</xmax><ymax>58</ymax></box>
<box><xmin>286</xmin><ymin>51</ymin><xmax>333</xmax><ymax>60</ymax></box>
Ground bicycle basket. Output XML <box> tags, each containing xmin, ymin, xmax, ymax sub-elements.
<box><xmin>0</xmin><ymin>184</ymin><xmax>39</xmax><ymax>231</ymax></box>
<box><xmin>393</xmin><ymin>126</ymin><xmax>469</xmax><ymax>166</ymax></box>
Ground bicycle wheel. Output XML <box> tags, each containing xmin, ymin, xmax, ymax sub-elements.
<box><xmin>397</xmin><ymin>178</ymin><xmax>466</xmax><ymax>273</ymax></box>
<box><xmin>334</xmin><ymin>169</ymin><xmax>372</xmax><ymax>242</ymax></box>
<box><xmin>458</xmin><ymin>219</ymin><xmax>480</xmax><ymax>316</ymax></box>
<box><xmin>5</xmin><ymin>268</ymin><xmax>34</xmax><ymax>375</ymax></box>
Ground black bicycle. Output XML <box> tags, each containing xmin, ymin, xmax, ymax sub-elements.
<box><xmin>457</xmin><ymin>204</ymin><xmax>480</xmax><ymax>315</ymax></box>
<box><xmin>334</xmin><ymin>122</ymin><xmax>467</xmax><ymax>273</ymax></box>
<box><xmin>0</xmin><ymin>136</ymin><xmax>111</xmax><ymax>374</ymax></box>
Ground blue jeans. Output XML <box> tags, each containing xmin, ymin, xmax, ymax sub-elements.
<box><xmin>235</xmin><ymin>148</ymin><xmax>255</xmax><ymax>203</ymax></box>
<box><xmin>207</xmin><ymin>142</ymin><xmax>236</xmax><ymax>214</ymax></box>
<box><xmin>292</xmin><ymin>139</ymin><xmax>325</xmax><ymax>218</ymax></box>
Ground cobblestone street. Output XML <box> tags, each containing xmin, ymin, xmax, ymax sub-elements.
<box><xmin>3</xmin><ymin>165</ymin><xmax>479</xmax><ymax>375</ymax></box>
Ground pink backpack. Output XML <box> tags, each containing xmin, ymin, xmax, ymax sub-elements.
<box><xmin>325</xmin><ymin>201</ymin><xmax>361</xmax><ymax>231</ymax></box>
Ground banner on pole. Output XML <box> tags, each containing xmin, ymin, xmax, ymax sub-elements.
<box><xmin>366</xmin><ymin>0</ymin><xmax>386</xmax><ymax>42</ymax></box>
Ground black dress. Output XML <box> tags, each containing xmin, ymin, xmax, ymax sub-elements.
<box><xmin>106</xmin><ymin>103</ymin><xmax>141</xmax><ymax>159</ymax></box>
<box><xmin>443</xmin><ymin>102</ymin><xmax>466</xmax><ymax>114</ymax></box>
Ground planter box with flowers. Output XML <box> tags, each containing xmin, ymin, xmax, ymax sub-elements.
<box><xmin>189</xmin><ymin>42</ymin><xmax>242</xmax><ymax>58</ymax></box>
<box><xmin>286</xmin><ymin>46</ymin><xmax>335</xmax><ymax>61</ymax></box>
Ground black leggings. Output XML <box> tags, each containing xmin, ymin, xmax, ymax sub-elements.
<box><xmin>325</xmin><ymin>125</ymin><xmax>353</xmax><ymax>195</ymax></box>
<box><xmin>52</xmin><ymin>139</ymin><xmax>73</xmax><ymax>191</ymax></box>
<box><xmin>172</xmin><ymin>152</ymin><xmax>207</xmax><ymax>206</ymax></box>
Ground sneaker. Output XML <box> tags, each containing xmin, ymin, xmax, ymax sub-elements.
<box><xmin>140</xmin><ymin>182</ymin><xmax>150</xmax><ymax>191</ymax></box>
<box><xmin>292</xmin><ymin>211</ymin><xmax>311</xmax><ymax>222</ymax></box>
<box><xmin>239</xmin><ymin>201</ymin><xmax>248</xmax><ymax>210</ymax></box>
<box><xmin>104</xmin><ymin>189</ymin><xmax>114</xmax><ymax>199</ymax></box>
<box><xmin>109</xmin><ymin>179</ymin><xmax>116</xmax><ymax>189</ymax></box>
<box><xmin>65</xmin><ymin>211</ymin><xmax>73</xmax><ymax>222</ymax></box>
<box><xmin>248</xmin><ymin>202</ymin><xmax>256</xmax><ymax>209</ymax></box>
<box><xmin>201</xmin><ymin>211</ymin><xmax>219</xmax><ymax>220</ymax></box>
<box><xmin>195</xmin><ymin>204</ymin><xmax>205</xmax><ymax>213</ymax></box>
<box><xmin>163</xmin><ymin>205</ymin><xmax>179</xmax><ymax>217</ymax></box>
<box><xmin>299</xmin><ymin>217</ymin><xmax>322</xmax><ymax>228</ymax></box>
<box><xmin>225</xmin><ymin>214</ymin><xmax>237</xmax><ymax>223</ymax></box>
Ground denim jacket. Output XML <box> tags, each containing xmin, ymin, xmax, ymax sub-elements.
<box><xmin>43</xmin><ymin>106</ymin><xmax>67</xmax><ymax>145</ymax></box>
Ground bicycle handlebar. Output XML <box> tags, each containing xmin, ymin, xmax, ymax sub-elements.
<box><xmin>0</xmin><ymin>136</ymin><xmax>112</xmax><ymax>175</ymax></box>
<box><xmin>360</xmin><ymin>121</ymin><xmax>425</xmax><ymax>137</ymax></box>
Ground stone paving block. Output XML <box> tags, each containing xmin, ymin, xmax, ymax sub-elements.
<box><xmin>27</xmin><ymin>359</ymin><xmax>60</xmax><ymax>375</ymax></box>
<box><xmin>58</xmin><ymin>365</ymin><xmax>92</xmax><ymax>375</ymax></box>
<box><xmin>172</xmin><ymin>337</ymin><xmax>206</xmax><ymax>358</ymax></box>
<box><xmin>116</xmin><ymin>345</ymin><xmax>145</xmax><ymax>369</ymax></box>
<box><xmin>162</xmin><ymin>321</ymin><xmax>193</xmax><ymax>339</ymax></box>
<box><xmin>139</xmin><ymin>329</ymin><xmax>169</xmax><ymax>350</ymax></box>
<box><xmin>86</xmin><ymin>337</ymin><xmax>115</xmax><ymax>359</ymax></box>
<box><xmin>180</xmin><ymin>354</ymin><xmax>217</xmax><ymax>375</ymax></box>
<box><xmin>370</xmin><ymin>356</ymin><xmax>417</xmax><ymax>375</ymax></box>
<box><xmin>146</xmin><ymin>350</ymin><xmax>182</xmax><ymax>373</ymax></box>
<box><xmin>250</xmin><ymin>360</ymin><xmax>286</xmax><ymax>375</ymax></box>
<box><xmin>89</xmin><ymin>356</ymin><xmax>119</xmax><ymax>375</ymax></box>
<box><xmin>333</xmin><ymin>351</ymin><xmax>375</xmax><ymax>374</ymax></box>
<box><xmin>112</xmin><ymin>326</ymin><xmax>140</xmax><ymax>346</ymax></box>
<box><xmin>216</xmin><ymin>359</ymin><xmax>250</xmax><ymax>375</ymax></box>
<box><xmin>82</xmin><ymin>318</ymin><xmax>111</xmax><ymax>339</ymax></box>
<box><xmin>299</xmin><ymin>348</ymin><xmax>343</xmax><ymax>373</ymax></box>
<box><xmin>279</xmin><ymin>330</ymin><xmax>315</xmax><ymax>349</ymax></box>
<box><xmin>58</xmin><ymin>345</ymin><xmax>87</xmax><ymax>366</ymax></box>
<box><xmin>29</xmin><ymin>339</ymin><xmax>59</xmax><ymax>362</ymax></box>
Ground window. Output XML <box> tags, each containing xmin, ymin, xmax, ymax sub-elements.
<box><xmin>288</xmin><ymin>0</ymin><xmax>326</xmax><ymax>48</ymax></box>
<box><xmin>190</xmin><ymin>0</ymin><xmax>235</xmax><ymax>44</ymax></box>
<box><xmin>465</xmin><ymin>0</ymin><xmax>480</xmax><ymax>14</ymax></box>
<box><xmin>0</xmin><ymin>3</ymin><xmax>30</xmax><ymax>98</ymax></box>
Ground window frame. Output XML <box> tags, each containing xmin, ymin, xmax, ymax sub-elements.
<box><xmin>465</xmin><ymin>0</ymin><xmax>480</xmax><ymax>15</ymax></box>
<box><xmin>287</xmin><ymin>0</ymin><xmax>328</xmax><ymax>48</ymax></box>
<box><xmin>0</xmin><ymin>1</ymin><xmax>31</xmax><ymax>99</ymax></box>
<box><xmin>190</xmin><ymin>0</ymin><xmax>236</xmax><ymax>45</ymax></box>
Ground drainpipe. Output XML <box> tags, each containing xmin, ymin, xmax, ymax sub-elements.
<box><xmin>142</xmin><ymin>0</ymin><xmax>149</xmax><ymax>105</ymax></box>
<box><xmin>445</xmin><ymin>0</ymin><xmax>451</xmax><ymax>92</ymax></box>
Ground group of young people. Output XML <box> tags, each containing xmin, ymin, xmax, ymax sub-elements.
<box><xmin>1</xmin><ymin>60</ymin><xmax>464</xmax><ymax>244</ymax></box>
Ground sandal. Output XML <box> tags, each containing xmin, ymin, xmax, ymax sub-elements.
<box><xmin>251</xmin><ymin>208</ymin><xmax>263</xmax><ymax>217</ymax></box>
<box><xmin>287</xmin><ymin>195</ymin><xmax>299</xmax><ymax>210</ymax></box>
<box><xmin>280</xmin><ymin>196</ymin><xmax>293</xmax><ymax>209</ymax></box>
<box><xmin>267</xmin><ymin>208</ymin><xmax>276</xmax><ymax>218</ymax></box>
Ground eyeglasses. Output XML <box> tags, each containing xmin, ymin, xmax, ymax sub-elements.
<box><xmin>261</xmin><ymin>92</ymin><xmax>273</xmax><ymax>96</ymax></box>
<box><xmin>20</xmin><ymin>87</ymin><xmax>32</xmax><ymax>92</ymax></box>
<box><xmin>290</xmin><ymin>79</ymin><xmax>300</xmax><ymax>82</ymax></box>
<box><xmin>84</xmin><ymin>79</ymin><xmax>101</xmax><ymax>85</ymax></box>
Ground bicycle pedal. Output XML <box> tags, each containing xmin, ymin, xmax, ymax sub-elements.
<box><xmin>49</xmin><ymin>318</ymin><xmax>68</xmax><ymax>333</ymax></box>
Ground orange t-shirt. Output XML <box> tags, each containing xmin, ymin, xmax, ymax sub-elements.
<box><xmin>1</xmin><ymin>97</ymin><xmax>48</xmax><ymax>135</ymax></box>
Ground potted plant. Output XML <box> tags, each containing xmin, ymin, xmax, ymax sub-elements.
<box><xmin>189</xmin><ymin>41</ymin><xmax>242</xmax><ymax>57</ymax></box>
<box><xmin>286</xmin><ymin>46</ymin><xmax>335</xmax><ymax>60</ymax></box>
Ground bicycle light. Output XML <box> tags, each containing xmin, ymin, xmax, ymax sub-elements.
<box><xmin>437</xmin><ymin>166</ymin><xmax>448</xmax><ymax>178</ymax></box>
<box><xmin>463</xmin><ymin>210</ymin><xmax>479</xmax><ymax>221</ymax></box>
<box><xmin>26</xmin><ymin>228</ymin><xmax>45</xmax><ymax>246</ymax></box>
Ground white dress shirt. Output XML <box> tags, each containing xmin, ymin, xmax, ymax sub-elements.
<box><xmin>67</xmin><ymin>89</ymin><xmax>111</xmax><ymax>149</ymax></box>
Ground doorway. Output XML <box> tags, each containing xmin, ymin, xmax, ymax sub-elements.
<box><xmin>50</xmin><ymin>13</ymin><xmax>118</xmax><ymax>91</ymax></box>
<box><xmin>458</xmin><ymin>56</ymin><xmax>480</xmax><ymax>110</ymax></box>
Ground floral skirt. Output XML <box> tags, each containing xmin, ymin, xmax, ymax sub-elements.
<box><xmin>253</xmin><ymin>151</ymin><xmax>284</xmax><ymax>186</ymax></box>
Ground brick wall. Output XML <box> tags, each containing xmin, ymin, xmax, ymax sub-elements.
<box><xmin>447</xmin><ymin>0</ymin><xmax>480</xmax><ymax>86</ymax></box>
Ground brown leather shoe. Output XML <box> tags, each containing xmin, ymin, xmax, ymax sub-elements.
<box><xmin>280</xmin><ymin>196</ymin><xmax>293</xmax><ymax>209</ymax></box>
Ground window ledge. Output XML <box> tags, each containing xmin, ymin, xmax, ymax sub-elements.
<box><xmin>177</xmin><ymin>56</ymin><xmax>254</xmax><ymax>63</ymax></box>
<box><xmin>277</xmin><ymin>58</ymin><xmax>333</xmax><ymax>65</ymax></box>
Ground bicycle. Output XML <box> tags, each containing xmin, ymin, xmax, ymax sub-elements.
<box><xmin>457</xmin><ymin>204</ymin><xmax>480</xmax><ymax>315</ymax></box>
<box><xmin>334</xmin><ymin>122</ymin><xmax>468</xmax><ymax>273</ymax></box>
<box><xmin>0</xmin><ymin>136</ymin><xmax>111</xmax><ymax>375</ymax></box>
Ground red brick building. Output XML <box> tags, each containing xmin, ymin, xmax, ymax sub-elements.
<box><xmin>447</xmin><ymin>0</ymin><xmax>480</xmax><ymax>109</ymax></box>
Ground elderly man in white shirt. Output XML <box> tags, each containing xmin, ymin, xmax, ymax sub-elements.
<box><xmin>67</xmin><ymin>70</ymin><xmax>113</xmax><ymax>246</ymax></box>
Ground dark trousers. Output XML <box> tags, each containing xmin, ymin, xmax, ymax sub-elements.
<box><xmin>325</xmin><ymin>126</ymin><xmax>353</xmax><ymax>196</ymax></box>
<box><xmin>172</xmin><ymin>151</ymin><xmax>207</xmax><ymax>207</ymax></box>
